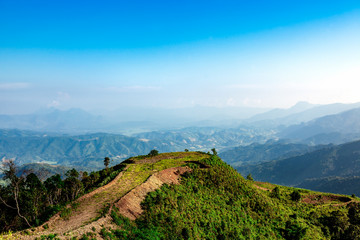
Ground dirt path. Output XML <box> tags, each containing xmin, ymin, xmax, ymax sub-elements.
<box><xmin>14</xmin><ymin>153</ymin><xmax>199</xmax><ymax>239</ymax></box>
<box><xmin>115</xmin><ymin>166</ymin><xmax>191</xmax><ymax>220</ymax></box>
<box><xmin>41</xmin><ymin>166</ymin><xmax>133</xmax><ymax>234</ymax></box>
<box><xmin>252</xmin><ymin>182</ymin><xmax>271</xmax><ymax>191</ymax></box>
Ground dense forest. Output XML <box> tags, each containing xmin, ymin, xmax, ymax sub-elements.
<box><xmin>0</xmin><ymin>157</ymin><xmax>127</xmax><ymax>233</ymax></box>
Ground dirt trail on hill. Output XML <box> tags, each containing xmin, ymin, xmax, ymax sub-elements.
<box><xmin>43</xmin><ymin>166</ymin><xmax>132</xmax><ymax>234</ymax></box>
<box><xmin>253</xmin><ymin>182</ymin><xmax>270</xmax><ymax>191</ymax></box>
<box><xmin>15</xmin><ymin>154</ymin><xmax>195</xmax><ymax>239</ymax></box>
<box><xmin>115</xmin><ymin>166</ymin><xmax>191</xmax><ymax>220</ymax></box>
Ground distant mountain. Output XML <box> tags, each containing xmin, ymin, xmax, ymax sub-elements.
<box><xmin>248</xmin><ymin>101</ymin><xmax>360</xmax><ymax>127</ymax></box>
<box><xmin>0</xmin><ymin>106</ymin><xmax>271</xmax><ymax>134</ymax></box>
<box><xmin>248</xmin><ymin>101</ymin><xmax>316</xmax><ymax>122</ymax></box>
<box><xmin>0</xmin><ymin>108</ymin><xmax>108</xmax><ymax>134</ymax></box>
<box><xmin>219</xmin><ymin>140</ymin><xmax>325</xmax><ymax>167</ymax></box>
<box><xmin>0</xmin><ymin>127</ymin><xmax>274</xmax><ymax>170</ymax></box>
<box><xmin>279</xmin><ymin>107</ymin><xmax>360</xmax><ymax>144</ymax></box>
<box><xmin>0</xmin><ymin>129</ymin><xmax>164</xmax><ymax>169</ymax></box>
<box><xmin>297</xmin><ymin>176</ymin><xmax>360</xmax><ymax>197</ymax></box>
<box><xmin>237</xmin><ymin>139</ymin><xmax>360</xmax><ymax>187</ymax></box>
<box><xmin>15</xmin><ymin>163</ymin><xmax>80</xmax><ymax>180</ymax></box>
<box><xmin>276</xmin><ymin>102</ymin><xmax>360</xmax><ymax>126</ymax></box>
<box><xmin>134</xmin><ymin>126</ymin><xmax>273</xmax><ymax>152</ymax></box>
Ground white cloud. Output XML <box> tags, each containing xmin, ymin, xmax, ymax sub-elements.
<box><xmin>105</xmin><ymin>85</ymin><xmax>161</xmax><ymax>92</ymax></box>
<box><xmin>47</xmin><ymin>92</ymin><xmax>71</xmax><ymax>108</ymax></box>
<box><xmin>0</xmin><ymin>82</ymin><xmax>29</xmax><ymax>90</ymax></box>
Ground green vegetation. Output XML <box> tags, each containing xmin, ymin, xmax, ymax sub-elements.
<box><xmin>97</xmin><ymin>153</ymin><xmax>360</xmax><ymax>239</ymax></box>
<box><xmin>246</xmin><ymin>173</ymin><xmax>254</xmax><ymax>181</ymax></box>
<box><xmin>2</xmin><ymin>151</ymin><xmax>360</xmax><ymax>239</ymax></box>
<box><xmin>0</xmin><ymin>159</ymin><xmax>127</xmax><ymax>233</ymax></box>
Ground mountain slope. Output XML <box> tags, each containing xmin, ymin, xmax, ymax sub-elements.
<box><xmin>248</xmin><ymin>101</ymin><xmax>316</xmax><ymax>122</ymax></box>
<box><xmin>0</xmin><ymin>130</ymin><xmax>163</xmax><ymax>169</ymax></box>
<box><xmin>8</xmin><ymin>152</ymin><xmax>360</xmax><ymax>240</ymax></box>
<box><xmin>248</xmin><ymin>102</ymin><xmax>360</xmax><ymax>127</ymax></box>
<box><xmin>279</xmin><ymin>107</ymin><xmax>360</xmax><ymax>144</ymax></box>
<box><xmin>219</xmin><ymin>140</ymin><xmax>326</xmax><ymax>166</ymax></box>
<box><xmin>237</xmin><ymin>140</ymin><xmax>360</xmax><ymax>188</ymax></box>
<box><xmin>1</xmin><ymin>127</ymin><xmax>275</xmax><ymax>170</ymax></box>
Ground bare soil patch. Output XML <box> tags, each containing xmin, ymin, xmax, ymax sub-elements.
<box><xmin>115</xmin><ymin>166</ymin><xmax>191</xmax><ymax>220</ymax></box>
<box><xmin>302</xmin><ymin>194</ymin><xmax>352</xmax><ymax>205</ymax></box>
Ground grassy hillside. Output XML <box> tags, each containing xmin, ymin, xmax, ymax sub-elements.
<box><xmin>3</xmin><ymin>152</ymin><xmax>360</xmax><ymax>240</ymax></box>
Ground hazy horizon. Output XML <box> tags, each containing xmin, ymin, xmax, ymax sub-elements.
<box><xmin>1</xmin><ymin>1</ymin><xmax>360</xmax><ymax>115</ymax></box>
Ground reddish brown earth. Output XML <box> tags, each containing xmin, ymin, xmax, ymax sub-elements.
<box><xmin>13</xmin><ymin>153</ymin><xmax>194</xmax><ymax>239</ymax></box>
<box><xmin>115</xmin><ymin>166</ymin><xmax>191</xmax><ymax>220</ymax></box>
<box><xmin>302</xmin><ymin>194</ymin><xmax>352</xmax><ymax>205</ymax></box>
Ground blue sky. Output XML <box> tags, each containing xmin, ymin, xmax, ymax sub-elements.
<box><xmin>1</xmin><ymin>0</ymin><xmax>360</xmax><ymax>114</ymax></box>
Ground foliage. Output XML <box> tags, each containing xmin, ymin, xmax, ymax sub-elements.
<box><xmin>2</xmin><ymin>151</ymin><xmax>360</xmax><ymax>240</ymax></box>
<box><xmin>271</xmin><ymin>186</ymin><xmax>281</xmax><ymax>199</ymax></box>
<box><xmin>0</xmin><ymin>159</ymin><xmax>127</xmax><ymax>233</ymax></box>
<box><xmin>106</xmin><ymin>153</ymin><xmax>360</xmax><ymax>240</ymax></box>
<box><xmin>211</xmin><ymin>148</ymin><xmax>217</xmax><ymax>156</ymax></box>
<box><xmin>104</xmin><ymin>157</ymin><xmax>110</xmax><ymax>169</ymax></box>
<box><xmin>246</xmin><ymin>173</ymin><xmax>254</xmax><ymax>181</ymax></box>
<box><xmin>148</xmin><ymin>149</ymin><xmax>159</xmax><ymax>157</ymax></box>
<box><xmin>290</xmin><ymin>190</ymin><xmax>301</xmax><ymax>202</ymax></box>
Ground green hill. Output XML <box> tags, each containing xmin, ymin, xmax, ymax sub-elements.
<box><xmin>1</xmin><ymin>152</ymin><xmax>360</xmax><ymax>240</ymax></box>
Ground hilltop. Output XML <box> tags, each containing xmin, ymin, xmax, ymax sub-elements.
<box><xmin>1</xmin><ymin>152</ymin><xmax>360</xmax><ymax>239</ymax></box>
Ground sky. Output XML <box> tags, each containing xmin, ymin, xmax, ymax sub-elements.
<box><xmin>1</xmin><ymin>0</ymin><xmax>360</xmax><ymax>114</ymax></box>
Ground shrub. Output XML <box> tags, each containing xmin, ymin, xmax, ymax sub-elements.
<box><xmin>148</xmin><ymin>150</ymin><xmax>159</xmax><ymax>157</ymax></box>
<box><xmin>246</xmin><ymin>174</ymin><xmax>254</xmax><ymax>181</ymax></box>
<box><xmin>290</xmin><ymin>190</ymin><xmax>301</xmax><ymax>202</ymax></box>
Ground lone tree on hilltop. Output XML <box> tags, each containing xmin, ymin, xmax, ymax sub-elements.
<box><xmin>246</xmin><ymin>173</ymin><xmax>254</xmax><ymax>181</ymax></box>
<box><xmin>211</xmin><ymin>148</ymin><xmax>217</xmax><ymax>156</ymax></box>
<box><xmin>148</xmin><ymin>149</ymin><xmax>159</xmax><ymax>157</ymax></box>
<box><xmin>104</xmin><ymin>157</ymin><xmax>110</xmax><ymax>169</ymax></box>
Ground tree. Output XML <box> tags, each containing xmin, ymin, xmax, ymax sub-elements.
<box><xmin>65</xmin><ymin>168</ymin><xmax>79</xmax><ymax>179</ymax></box>
<box><xmin>24</xmin><ymin>173</ymin><xmax>46</xmax><ymax>222</ymax></box>
<box><xmin>0</xmin><ymin>159</ymin><xmax>32</xmax><ymax>227</ymax></box>
<box><xmin>246</xmin><ymin>173</ymin><xmax>254</xmax><ymax>181</ymax></box>
<box><xmin>290</xmin><ymin>190</ymin><xmax>301</xmax><ymax>202</ymax></box>
<box><xmin>104</xmin><ymin>157</ymin><xmax>110</xmax><ymax>169</ymax></box>
<box><xmin>44</xmin><ymin>174</ymin><xmax>64</xmax><ymax>205</ymax></box>
<box><xmin>211</xmin><ymin>148</ymin><xmax>217</xmax><ymax>156</ymax></box>
<box><xmin>271</xmin><ymin>186</ymin><xmax>280</xmax><ymax>199</ymax></box>
<box><xmin>63</xmin><ymin>168</ymin><xmax>83</xmax><ymax>201</ymax></box>
<box><xmin>148</xmin><ymin>149</ymin><xmax>159</xmax><ymax>157</ymax></box>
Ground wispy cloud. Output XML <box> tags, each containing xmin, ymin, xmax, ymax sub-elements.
<box><xmin>105</xmin><ymin>85</ymin><xmax>161</xmax><ymax>93</ymax></box>
<box><xmin>0</xmin><ymin>82</ymin><xmax>30</xmax><ymax>90</ymax></box>
<box><xmin>47</xmin><ymin>92</ymin><xmax>71</xmax><ymax>108</ymax></box>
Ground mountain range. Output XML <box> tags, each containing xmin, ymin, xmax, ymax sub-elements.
<box><xmin>237</xmin><ymin>139</ymin><xmax>360</xmax><ymax>196</ymax></box>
